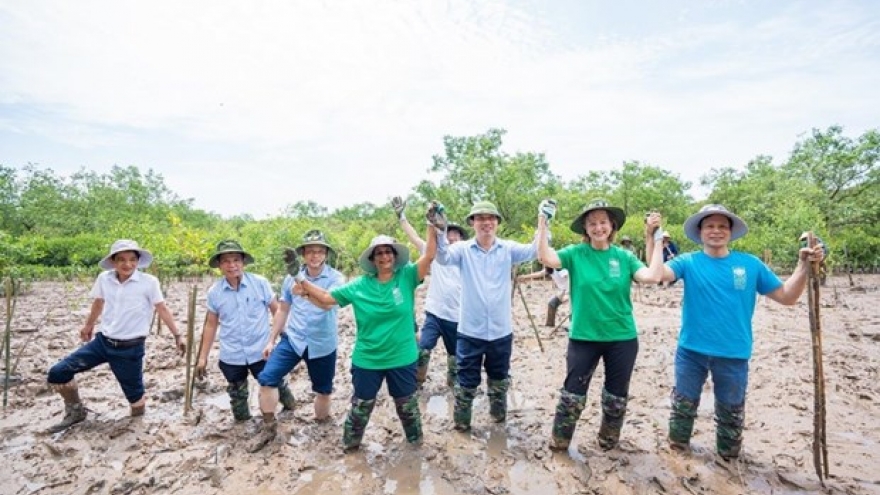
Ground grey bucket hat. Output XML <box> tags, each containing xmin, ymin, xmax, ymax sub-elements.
<box><xmin>99</xmin><ymin>239</ymin><xmax>153</xmax><ymax>270</ymax></box>
<box><xmin>683</xmin><ymin>204</ymin><xmax>748</xmax><ymax>244</ymax></box>
<box><xmin>358</xmin><ymin>235</ymin><xmax>410</xmax><ymax>274</ymax></box>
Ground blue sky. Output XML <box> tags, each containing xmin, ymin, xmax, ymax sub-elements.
<box><xmin>1</xmin><ymin>0</ymin><xmax>878</xmax><ymax>218</ymax></box>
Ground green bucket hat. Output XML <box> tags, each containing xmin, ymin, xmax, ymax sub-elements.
<box><xmin>208</xmin><ymin>240</ymin><xmax>254</xmax><ymax>268</ymax></box>
<box><xmin>466</xmin><ymin>201</ymin><xmax>503</xmax><ymax>226</ymax></box>
<box><xmin>295</xmin><ymin>229</ymin><xmax>335</xmax><ymax>256</ymax></box>
<box><xmin>570</xmin><ymin>199</ymin><xmax>627</xmax><ymax>235</ymax></box>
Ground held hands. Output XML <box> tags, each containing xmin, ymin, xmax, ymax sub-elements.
<box><xmin>283</xmin><ymin>247</ymin><xmax>306</xmax><ymax>282</ymax></box>
<box><xmin>391</xmin><ymin>196</ymin><xmax>407</xmax><ymax>220</ymax></box>
<box><xmin>538</xmin><ymin>199</ymin><xmax>557</xmax><ymax>221</ymax></box>
<box><xmin>644</xmin><ymin>211</ymin><xmax>663</xmax><ymax>241</ymax></box>
<box><xmin>426</xmin><ymin>200</ymin><xmax>448</xmax><ymax>230</ymax></box>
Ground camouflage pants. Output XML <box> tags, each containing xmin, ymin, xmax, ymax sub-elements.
<box><xmin>487</xmin><ymin>378</ymin><xmax>510</xmax><ymax>423</ymax></box>
<box><xmin>597</xmin><ymin>388</ymin><xmax>628</xmax><ymax>450</ymax></box>
<box><xmin>715</xmin><ymin>401</ymin><xmax>745</xmax><ymax>459</ymax></box>
<box><xmin>669</xmin><ymin>390</ymin><xmax>699</xmax><ymax>449</ymax></box>
<box><xmin>550</xmin><ymin>389</ymin><xmax>586</xmax><ymax>450</ymax></box>
<box><xmin>342</xmin><ymin>397</ymin><xmax>376</xmax><ymax>451</ymax></box>
<box><xmin>453</xmin><ymin>386</ymin><xmax>477</xmax><ymax>431</ymax></box>
<box><xmin>228</xmin><ymin>381</ymin><xmax>252</xmax><ymax>422</ymax></box>
<box><xmin>394</xmin><ymin>394</ymin><xmax>423</xmax><ymax>444</ymax></box>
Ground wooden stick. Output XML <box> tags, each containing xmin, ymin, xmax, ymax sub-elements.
<box><xmin>3</xmin><ymin>278</ymin><xmax>17</xmax><ymax>409</ymax></box>
<box><xmin>184</xmin><ymin>285</ymin><xmax>197</xmax><ymax>413</ymax></box>
<box><xmin>551</xmin><ymin>312</ymin><xmax>571</xmax><ymax>334</ymax></box>
<box><xmin>516</xmin><ymin>282</ymin><xmax>544</xmax><ymax>353</ymax></box>
<box><xmin>806</xmin><ymin>232</ymin><xmax>829</xmax><ymax>482</ymax></box>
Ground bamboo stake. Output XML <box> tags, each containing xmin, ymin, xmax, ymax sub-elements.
<box><xmin>516</xmin><ymin>282</ymin><xmax>545</xmax><ymax>353</ymax></box>
<box><xmin>183</xmin><ymin>285</ymin><xmax>197</xmax><ymax>413</ymax></box>
<box><xmin>3</xmin><ymin>278</ymin><xmax>17</xmax><ymax>409</ymax></box>
<box><xmin>806</xmin><ymin>232</ymin><xmax>829</xmax><ymax>482</ymax></box>
<box><xmin>551</xmin><ymin>312</ymin><xmax>571</xmax><ymax>334</ymax></box>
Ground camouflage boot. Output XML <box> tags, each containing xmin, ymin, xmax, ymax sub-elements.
<box><xmin>546</xmin><ymin>296</ymin><xmax>561</xmax><ymax>327</ymax></box>
<box><xmin>597</xmin><ymin>388</ymin><xmax>628</xmax><ymax>450</ymax></box>
<box><xmin>487</xmin><ymin>378</ymin><xmax>510</xmax><ymax>423</ymax></box>
<box><xmin>228</xmin><ymin>380</ymin><xmax>252</xmax><ymax>422</ymax></box>
<box><xmin>550</xmin><ymin>389</ymin><xmax>587</xmax><ymax>450</ymax></box>
<box><xmin>278</xmin><ymin>381</ymin><xmax>296</xmax><ymax>411</ymax></box>
<box><xmin>416</xmin><ymin>349</ymin><xmax>431</xmax><ymax>386</ymax></box>
<box><xmin>715</xmin><ymin>401</ymin><xmax>745</xmax><ymax>460</ymax></box>
<box><xmin>342</xmin><ymin>398</ymin><xmax>376</xmax><ymax>451</ymax></box>
<box><xmin>669</xmin><ymin>390</ymin><xmax>699</xmax><ymax>450</ymax></box>
<box><xmin>394</xmin><ymin>394</ymin><xmax>423</xmax><ymax>444</ymax></box>
<box><xmin>445</xmin><ymin>355</ymin><xmax>458</xmax><ymax>389</ymax></box>
<box><xmin>48</xmin><ymin>402</ymin><xmax>87</xmax><ymax>433</ymax></box>
<box><xmin>453</xmin><ymin>386</ymin><xmax>477</xmax><ymax>431</ymax></box>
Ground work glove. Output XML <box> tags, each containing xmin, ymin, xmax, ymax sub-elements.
<box><xmin>283</xmin><ymin>247</ymin><xmax>305</xmax><ymax>282</ymax></box>
<box><xmin>539</xmin><ymin>199</ymin><xmax>557</xmax><ymax>221</ymax></box>
<box><xmin>425</xmin><ymin>201</ymin><xmax>448</xmax><ymax>230</ymax></box>
<box><xmin>391</xmin><ymin>196</ymin><xmax>407</xmax><ymax>220</ymax></box>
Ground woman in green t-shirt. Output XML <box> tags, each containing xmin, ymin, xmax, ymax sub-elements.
<box><xmin>295</xmin><ymin>204</ymin><xmax>444</xmax><ymax>451</ymax></box>
<box><xmin>536</xmin><ymin>198</ymin><xmax>666</xmax><ymax>452</ymax></box>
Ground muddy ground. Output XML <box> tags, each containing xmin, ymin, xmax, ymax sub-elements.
<box><xmin>1</xmin><ymin>274</ymin><xmax>879</xmax><ymax>495</ymax></box>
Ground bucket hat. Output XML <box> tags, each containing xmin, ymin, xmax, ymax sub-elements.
<box><xmin>683</xmin><ymin>204</ymin><xmax>748</xmax><ymax>244</ymax></box>
<box><xmin>570</xmin><ymin>199</ymin><xmax>627</xmax><ymax>235</ymax></box>
<box><xmin>208</xmin><ymin>240</ymin><xmax>255</xmax><ymax>268</ymax></box>
<box><xmin>466</xmin><ymin>201</ymin><xmax>503</xmax><ymax>226</ymax></box>
<box><xmin>295</xmin><ymin>229</ymin><xmax>335</xmax><ymax>256</ymax></box>
<box><xmin>358</xmin><ymin>235</ymin><xmax>410</xmax><ymax>274</ymax></box>
<box><xmin>620</xmin><ymin>235</ymin><xmax>632</xmax><ymax>243</ymax></box>
<box><xmin>447</xmin><ymin>222</ymin><xmax>470</xmax><ymax>240</ymax></box>
<box><xmin>99</xmin><ymin>239</ymin><xmax>153</xmax><ymax>270</ymax></box>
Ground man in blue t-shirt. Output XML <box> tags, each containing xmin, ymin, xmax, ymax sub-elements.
<box><xmin>650</xmin><ymin>204</ymin><xmax>825</xmax><ymax>460</ymax></box>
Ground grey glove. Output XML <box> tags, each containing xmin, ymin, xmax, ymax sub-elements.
<box><xmin>539</xmin><ymin>199</ymin><xmax>557</xmax><ymax>220</ymax></box>
<box><xmin>282</xmin><ymin>247</ymin><xmax>304</xmax><ymax>282</ymax></box>
<box><xmin>425</xmin><ymin>201</ymin><xmax>448</xmax><ymax>230</ymax></box>
<box><xmin>391</xmin><ymin>196</ymin><xmax>407</xmax><ymax>220</ymax></box>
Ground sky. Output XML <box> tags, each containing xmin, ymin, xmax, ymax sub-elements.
<box><xmin>1</xmin><ymin>0</ymin><xmax>878</xmax><ymax>218</ymax></box>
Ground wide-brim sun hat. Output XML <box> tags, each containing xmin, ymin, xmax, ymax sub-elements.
<box><xmin>295</xmin><ymin>229</ymin><xmax>336</xmax><ymax>256</ymax></box>
<box><xmin>466</xmin><ymin>201</ymin><xmax>503</xmax><ymax>226</ymax></box>
<box><xmin>208</xmin><ymin>240</ymin><xmax>255</xmax><ymax>268</ymax></box>
<box><xmin>570</xmin><ymin>199</ymin><xmax>627</xmax><ymax>235</ymax></box>
<box><xmin>358</xmin><ymin>235</ymin><xmax>410</xmax><ymax>274</ymax></box>
<box><xmin>447</xmin><ymin>222</ymin><xmax>470</xmax><ymax>240</ymax></box>
<box><xmin>99</xmin><ymin>239</ymin><xmax>153</xmax><ymax>270</ymax></box>
<box><xmin>683</xmin><ymin>204</ymin><xmax>748</xmax><ymax>244</ymax></box>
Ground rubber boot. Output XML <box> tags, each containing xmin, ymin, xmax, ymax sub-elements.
<box><xmin>228</xmin><ymin>380</ymin><xmax>252</xmax><ymax>422</ymax></box>
<box><xmin>48</xmin><ymin>383</ymin><xmax>87</xmax><ymax>433</ymax></box>
<box><xmin>550</xmin><ymin>389</ymin><xmax>587</xmax><ymax>450</ymax></box>
<box><xmin>597</xmin><ymin>388</ymin><xmax>628</xmax><ymax>450</ymax></box>
<box><xmin>247</xmin><ymin>414</ymin><xmax>277</xmax><ymax>453</ymax></box>
<box><xmin>546</xmin><ymin>296</ymin><xmax>561</xmax><ymax>327</ymax></box>
<box><xmin>394</xmin><ymin>394</ymin><xmax>423</xmax><ymax>444</ymax></box>
<box><xmin>445</xmin><ymin>355</ymin><xmax>458</xmax><ymax>389</ymax></box>
<box><xmin>669</xmin><ymin>390</ymin><xmax>699</xmax><ymax>450</ymax></box>
<box><xmin>278</xmin><ymin>381</ymin><xmax>296</xmax><ymax>411</ymax></box>
<box><xmin>487</xmin><ymin>378</ymin><xmax>510</xmax><ymax>423</ymax></box>
<box><xmin>416</xmin><ymin>349</ymin><xmax>431</xmax><ymax>386</ymax></box>
<box><xmin>453</xmin><ymin>386</ymin><xmax>477</xmax><ymax>431</ymax></box>
<box><xmin>715</xmin><ymin>401</ymin><xmax>745</xmax><ymax>459</ymax></box>
<box><xmin>342</xmin><ymin>398</ymin><xmax>376</xmax><ymax>451</ymax></box>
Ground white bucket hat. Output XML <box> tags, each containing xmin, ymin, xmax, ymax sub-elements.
<box><xmin>683</xmin><ymin>204</ymin><xmax>748</xmax><ymax>244</ymax></box>
<box><xmin>358</xmin><ymin>235</ymin><xmax>410</xmax><ymax>274</ymax></box>
<box><xmin>99</xmin><ymin>239</ymin><xmax>153</xmax><ymax>270</ymax></box>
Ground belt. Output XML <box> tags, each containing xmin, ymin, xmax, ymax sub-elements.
<box><xmin>102</xmin><ymin>335</ymin><xmax>147</xmax><ymax>348</ymax></box>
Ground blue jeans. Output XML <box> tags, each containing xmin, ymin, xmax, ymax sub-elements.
<box><xmin>674</xmin><ymin>346</ymin><xmax>749</xmax><ymax>406</ymax></box>
<box><xmin>351</xmin><ymin>361</ymin><xmax>418</xmax><ymax>400</ymax></box>
<box><xmin>47</xmin><ymin>333</ymin><xmax>146</xmax><ymax>403</ymax></box>
<box><xmin>258</xmin><ymin>335</ymin><xmax>336</xmax><ymax>395</ymax></box>
<box><xmin>419</xmin><ymin>312</ymin><xmax>458</xmax><ymax>356</ymax></box>
<box><xmin>456</xmin><ymin>334</ymin><xmax>512</xmax><ymax>389</ymax></box>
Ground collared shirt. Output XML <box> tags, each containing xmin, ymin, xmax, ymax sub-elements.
<box><xmin>420</xmin><ymin>245</ymin><xmax>461</xmax><ymax>322</ymax></box>
<box><xmin>550</xmin><ymin>269</ymin><xmax>569</xmax><ymax>292</ymax></box>
<box><xmin>206</xmin><ymin>272</ymin><xmax>276</xmax><ymax>365</ymax></box>
<box><xmin>282</xmin><ymin>264</ymin><xmax>345</xmax><ymax>359</ymax></box>
<box><xmin>92</xmin><ymin>270</ymin><xmax>164</xmax><ymax>340</ymax></box>
<box><xmin>436</xmin><ymin>234</ymin><xmax>538</xmax><ymax>341</ymax></box>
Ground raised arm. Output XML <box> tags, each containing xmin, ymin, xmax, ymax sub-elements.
<box><xmin>416</xmin><ymin>223</ymin><xmax>439</xmax><ymax>280</ymax></box>
<box><xmin>537</xmin><ymin>205</ymin><xmax>562</xmax><ymax>269</ymax></box>
<box><xmin>635</xmin><ymin>212</ymin><xmax>669</xmax><ymax>284</ymax></box>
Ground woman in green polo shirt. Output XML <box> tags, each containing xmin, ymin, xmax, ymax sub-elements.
<box><xmin>295</xmin><ymin>204</ymin><xmax>443</xmax><ymax>451</ymax></box>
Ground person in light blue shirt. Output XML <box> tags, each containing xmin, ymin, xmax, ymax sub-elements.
<box><xmin>652</xmin><ymin>204</ymin><xmax>824</xmax><ymax>460</ymax></box>
<box><xmin>248</xmin><ymin>230</ymin><xmax>345</xmax><ymax>452</ymax></box>
<box><xmin>392</xmin><ymin>195</ymin><xmax>468</xmax><ymax>389</ymax></box>
<box><xmin>196</xmin><ymin>240</ymin><xmax>293</xmax><ymax>425</ymax></box>
<box><xmin>435</xmin><ymin>200</ymin><xmax>538</xmax><ymax>431</ymax></box>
